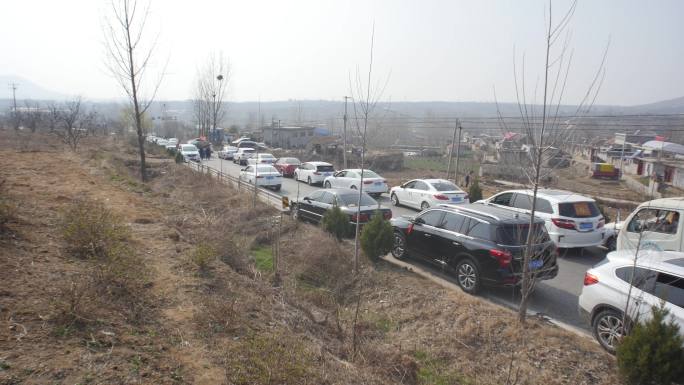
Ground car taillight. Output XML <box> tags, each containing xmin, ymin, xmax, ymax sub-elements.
<box><xmin>583</xmin><ymin>272</ymin><xmax>599</xmax><ymax>286</ymax></box>
<box><xmin>256</xmin><ymin>175</ymin><xmax>264</xmax><ymax>179</ymax></box>
<box><xmin>597</xmin><ymin>218</ymin><xmax>605</xmax><ymax>229</ymax></box>
<box><xmin>364</xmin><ymin>180</ymin><xmax>373</xmax><ymax>184</ymax></box>
<box><xmin>383</xmin><ymin>211</ymin><xmax>392</xmax><ymax>219</ymax></box>
<box><xmin>552</xmin><ymin>218</ymin><xmax>576</xmax><ymax>230</ymax></box>
<box><xmin>464</xmin><ymin>194</ymin><xmax>469</xmax><ymax>201</ymax></box>
<box><xmin>350</xmin><ymin>213</ymin><xmax>369</xmax><ymax>222</ymax></box>
<box><xmin>490</xmin><ymin>249</ymin><xmax>512</xmax><ymax>268</ymax></box>
<box><xmin>434</xmin><ymin>194</ymin><xmax>449</xmax><ymax>200</ymax></box>
<box><xmin>313</xmin><ymin>171</ymin><xmax>321</xmax><ymax>175</ymax></box>
<box><xmin>407</xmin><ymin>223</ymin><xmax>414</xmax><ymax>235</ymax></box>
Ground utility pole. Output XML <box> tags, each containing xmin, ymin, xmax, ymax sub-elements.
<box><xmin>453</xmin><ymin>122</ymin><xmax>463</xmax><ymax>185</ymax></box>
<box><xmin>446</xmin><ymin>119</ymin><xmax>459</xmax><ymax>180</ymax></box>
<box><xmin>9</xmin><ymin>83</ymin><xmax>18</xmax><ymax>130</ymax></box>
<box><xmin>343</xmin><ymin>96</ymin><xmax>350</xmax><ymax>169</ymax></box>
<box><xmin>618</xmin><ymin>132</ymin><xmax>627</xmax><ymax>180</ymax></box>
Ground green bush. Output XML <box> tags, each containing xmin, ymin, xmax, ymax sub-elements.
<box><xmin>617</xmin><ymin>304</ymin><xmax>684</xmax><ymax>385</ymax></box>
<box><xmin>468</xmin><ymin>178</ymin><xmax>483</xmax><ymax>202</ymax></box>
<box><xmin>322</xmin><ymin>205</ymin><xmax>352</xmax><ymax>240</ymax></box>
<box><xmin>175</xmin><ymin>150</ymin><xmax>184</xmax><ymax>164</ymax></box>
<box><xmin>360</xmin><ymin>211</ymin><xmax>394</xmax><ymax>262</ymax></box>
<box><xmin>191</xmin><ymin>243</ymin><xmax>217</xmax><ymax>272</ymax></box>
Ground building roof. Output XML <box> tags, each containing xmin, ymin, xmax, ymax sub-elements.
<box><xmin>642</xmin><ymin>140</ymin><xmax>684</xmax><ymax>155</ymax></box>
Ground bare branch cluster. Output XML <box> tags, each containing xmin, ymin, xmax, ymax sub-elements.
<box><xmin>193</xmin><ymin>52</ymin><xmax>231</xmax><ymax>141</ymax></box>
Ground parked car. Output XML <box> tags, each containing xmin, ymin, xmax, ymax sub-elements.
<box><xmin>165</xmin><ymin>143</ymin><xmax>177</xmax><ymax>152</ymax></box>
<box><xmin>294</xmin><ymin>161</ymin><xmax>335</xmax><ymax>186</ymax></box>
<box><xmin>218</xmin><ymin>145</ymin><xmax>238</xmax><ymax>160</ymax></box>
<box><xmin>390</xmin><ymin>179</ymin><xmax>469</xmax><ymax>211</ymax></box>
<box><xmin>323</xmin><ymin>169</ymin><xmax>388</xmax><ymax>197</ymax></box>
<box><xmin>578</xmin><ymin>249</ymin><xmax>684</xmax><ymax>353</ymax></box>
<box><xmin>157</xmin><ymin>139</ymin><xmax>169</xmax><ymax>147</ymax></box>
<box><xmin>179</xmin><ymin>144</ymin><xmax>200</xmax><ymax>162</ymax></box>
<box><xmin>274</xmin><ymin>157</ymin><xmax>301</xmax><ymax>177</ymax></box>
<box><xmin>247</xmin><ymin>153</ymin><xmax>277</xmax><ymax>165</ymax></box>
<box><xmin>237</xmin><ymin>140</ymin><xmax>259</xmax><ymax>149</ymax></box>
<box><xmin>390</xmin><ymin>204</ymin><xmax>558</xmax><ymax>294</ymax></box>
<box><xmin>479</xmin><ymin>189</ymin><xmax>606</xmax><ymax>249</ymax></box>
<box><xmin>239</xmin><ymin>165</ymin><xmax>282</xmax><ymax>191</ymax></box>
<box><xmin>233</xmin><ymin>148</ymin><xmax>256</xmax><ymax>165</ymax></box>
<box><xmin>291</xmin><ymin>188</ymin><xmax>391</xmax><ymax>226</ymax></box>
<box><xmin>617</xmin><ymin>198</ymin><xmax>684</xmax><ymax>252</ymax></box>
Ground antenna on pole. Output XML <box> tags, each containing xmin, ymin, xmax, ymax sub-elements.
<box><xmin>9</xmin><ymin>83</ymin><xmax>18</xmax><ymax>130</ymax></box>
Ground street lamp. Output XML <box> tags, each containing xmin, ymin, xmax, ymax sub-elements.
<box><xmin>213</xmin><ymin>74</ymin><xmax>224</xmax><ymax>143</ymax></box>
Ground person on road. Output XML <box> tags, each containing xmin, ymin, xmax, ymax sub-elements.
<box><xmin>465</xmin><ymin>170</ymin><xmax>473</xmax><ymax>188</ymax></box>
<box><xmin>206</xmin><ymin>146</ymin><xmax>212</xmax><ymax>159</ymax></box>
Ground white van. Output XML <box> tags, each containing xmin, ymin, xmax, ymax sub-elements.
<box><xmin>616</xmin><ymin>198</ymin><xmax>684</xmax><ymax>252</ymax></box>
<box><xmin>480</xmin><ymin>189</ymin><xmax>606</xmax><ymax>248</ymax></box>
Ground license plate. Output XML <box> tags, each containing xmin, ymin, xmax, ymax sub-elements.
<box><xmin>325</xmin><ymin>172</ymin><xmax>332</xmax><ymax>176</ymax></box>
<box><xmin>451</xmin><ymin>197</ymin><xmax>462</xmax><ymax>202</ymax></box>
<box><xmin>266</xmin><ymin>176</ymin><xmax>274</xmax><ymax>180</ymax></box>
<box><xmin>374</xmin><ymin>182</ymin><xmax>382</xmax><ymax>186</ymax></box>
<box><xmin>529</xmin><ymin>259</ymin><xmax>543</xmax><ymax>270</ymax></box>
<box><xmin>579</xmin><ymin>222</ymin><xmax>593</xmax><ymax>230</ymax></box>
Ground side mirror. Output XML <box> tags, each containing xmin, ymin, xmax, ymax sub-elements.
<box><xmin>241</xmin><ymin>167</ymin><xmax>248</xmax><ymax>172</ymax></box>
<box><xmin>303</xmin><ymin>197</ymin><xmax>311</xmax><ymax>202</ymax></box>
<box><xmin>410</xmin><ymin>217</ymin><xmax>424</xmax><ymax>225</ymax></box>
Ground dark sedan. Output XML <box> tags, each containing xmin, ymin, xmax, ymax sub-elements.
<box><xmin>274</xmin><ymin>157</ymin><xmax>301</xmax><ymax>177</ymax></box>
<box><xmin>291</xmin><ymin>188</ymin><xmax>392</xmax><ymax>226</ymax></box>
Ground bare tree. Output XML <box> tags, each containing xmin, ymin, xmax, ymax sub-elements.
<box><xmin>103</xmin><ymin>0</ymin><xmax>164</xmax><ymax>182</ymax></box>
<box><xmin>22</xmin><ymin>100</ymin><xmax>43</xmax><ymax>133</ymax></box>
<box><xmin>193</xmin><ymin>52</ymin><xmax>230</xmax><ymax>142</ymax></box>
<box><xmin>55</xmin><ymin>98</ymin><xmax>88</xmax><ymax>151</ymax></box>
<box><xmin>495</xmin><ymin>0</ymin><xmax>608</xmax><ymax>323</ymax></box>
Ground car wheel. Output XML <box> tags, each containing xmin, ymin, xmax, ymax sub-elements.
<box><xmin>391</xmin><ymin>231</ymin><xmax>408</xmax><ymax>260</ymax></box>
<box><xmin>274</xmin><ymin>185</ymin><xmax>281</xmax><ymax>192</ymax></box>
<box><xmin>324</xmin><ymin>181</ymin><xmax>331</xmax><ymax>188</ymax></box>
<box><xmin>421</xmin><ymin>201</ymin><xmax>430</xmax><ymax>211</ymax></box>
<box><xmin>391</xmin><ymin>193</ymin><xmax>400</xmax><ymax>206</ymax></box>
<box><xmin>593</xmin><ymin>309</ymin><xmax>625</xmax><ymax>353</ymax></box>
<box><xmin>307</xmin><ymin>177</ymin><xmax>313</xmax><ymax>186</ymax></box>
<box><xmin>455</xmin><ymin>258</ymin><xmax>481</xmax><ymax>294</ymax></box>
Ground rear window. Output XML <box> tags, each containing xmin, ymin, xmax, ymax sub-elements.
<box><xmin>282</xmin><ymin>158</ymin><xmax>300</xmax><ymax>164</ymax></box>
<box><xmin>558</xmin><ymin>202</ymin><xmax>600</xmax><ymax>218</ymax></box>
<box><xmin>338</xmin><ymin>193</ymin><xmax>376</xmax><ymax>207</ymax></box>
<box><xmin>360</xmin><ymin>170</ymin><xmax>380</xmax><ymax>178</ymax></box>
<box><xmin>182</xmin><ymin>145</ymin><xmax>197</xmax><ymax>151</ymax></box>
<box><xmin>317</xmin><ymin>165</ymin><xmax>335</xmax><ymax>172</ymax></box>
<box><xmin>431</xmin><ymin>181</ymin><xmax>459</xmax><ymax>192</ymax></box>
<box><xmin>496</xmin><ymin>224</ymin><xmax>547</xmax><ymax>245</ymax></box>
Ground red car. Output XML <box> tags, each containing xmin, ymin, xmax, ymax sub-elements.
<box><xmin>274</xmin><ymin>157</ymin><xmax>301</xmax><ymax>177</ymax></box>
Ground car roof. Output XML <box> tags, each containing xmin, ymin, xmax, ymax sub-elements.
<box><xmin>237</xmin><ymin>147</ymin><xmax>255</xmax><ymax>151</ymax></box>
<box><xmin>305</xmin><ymin>161</ymin><xmax>332</xmax><ymax>166</ymax></box>
<box><xmin>323</xmin><ymin>188</ymin><xmax>370</xmax><ymax>196</ymax></box>
<box><xmin>636</xmin><ymin>197</ymin><xmax>684</xmax><ymax>210</ymax></box>
<box><xmin>342</xmin><ymin>169</ymin><xmax>378</xmax><ymax>173</ymax></box>
<box><xmin>435</xmin><ymin>203</ymin><xmax>544</xmax><ymax>225</ymax></box>
<box><xmin>497</xmin><ymin>189</ymin><xmax>595</xmax><ymax>203</ymax></box>
<box><xmin>606</xmin><ymin>250</ymin><xmax>684</xmax><ymax>277</ymax></box>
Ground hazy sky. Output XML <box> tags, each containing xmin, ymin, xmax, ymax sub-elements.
<box><xmin>2</xmin><ymin>0</ymin><xmax>682</xmax><ymax>105</ymax></box>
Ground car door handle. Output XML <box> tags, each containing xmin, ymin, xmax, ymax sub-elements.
<box><xmin>452</xmin><ymin>241</ymin><xmax>460</xmax><ymax>246</ymax></box>
<box><xmin>424</xmin><ymin>234</ymin><xmax>431</xmax><ymax>238</ymax></box>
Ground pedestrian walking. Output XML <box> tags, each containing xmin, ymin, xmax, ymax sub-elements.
<box><xmin>465</xmin><ymin>170</ymin><xmax>473</xmax><ymax>188</ymax></box>
<box><xmin>206</xmin><ymin>146</ymin><xmax>212</xmax><ymax>159</ymax></box>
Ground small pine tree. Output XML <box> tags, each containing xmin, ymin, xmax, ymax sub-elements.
<box><xmin>617</xmin><ymin>304</ymin><xmax>684</xmax><ymax>385</ymax></box>
<box><xmin>469</xmin><ymin>178</ymin><xmax>483</xmax><ymax>202</ymax></box>
<box><xmin>174</xmin><ymin>151</ymin><xmax>184</xmax><ymax>164</ymax></box>
<box><xmin>322</xmin><ymin>205</ymin><xmax>352</xmax><ymax>241</ymax></box>
<box><xmin>360</xmin><ymin>210</ymin><xmax>394</xmax><ymax>262</ymax></box>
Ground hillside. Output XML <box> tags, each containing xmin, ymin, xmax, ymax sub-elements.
<box><xmin>0</xmin><ymin>131</ymin><xmax>619</xmax><ymax>384</ymax></box>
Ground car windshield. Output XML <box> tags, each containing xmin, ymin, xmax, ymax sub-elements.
<box><xmin>282</xmin><ymin>158</ymin><xmax>300</xmax><ymax>164</ymax></box>
<box><xmin>241</xmin><ymin>148</ymin><xmax>255</xmax><ymax>153</ymax></box>
<box><xmin>558</xmin><ymin>201</ymin><xmax>600</xmax><ymax>218</ymax></box>
<box><xmin>182</xmin><ymin>145</ymin><xmax>197</xmax><ymax>151</ymax></box>
<box><xmin>430</xmin><ymin>181</ymin><xmax>460</xmax><ymax>191</ymax></box>
<box><xmin>317</xmin><ymin>165</ymin><xmax>335</xmax><ymax>172</ymax></box>
<box><xmin>359</xmin><ymin>170</ymin><xmax>380</xmax><ymax>178</ymax></box>
<box><xmin>257</xmin><ymin>165</ymin><xmax>278</xmax><ymax>173</ymax></box>
<box><xmin>338</xmin><ymin>193</ymin><xmax>377</xmax><ymax>207</ymax></box>
<box><xmin>496</xmin><ymin>224</ymin><xmax>547</xmax><ymax>245</ymax></box>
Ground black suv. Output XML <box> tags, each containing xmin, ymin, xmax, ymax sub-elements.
<box><xmin>390</xmin><ymin>204</ymin><xmax>558</xmax><ymax>294</ymax></box>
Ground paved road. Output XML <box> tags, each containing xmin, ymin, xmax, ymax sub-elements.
<box><xmin>203</xmin><ymin>157</ymin><xmax>607</xmax><ymax>333</ymax></box>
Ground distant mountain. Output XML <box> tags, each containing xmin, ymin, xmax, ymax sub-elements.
<box><xmin>0</xmin><ymin>75</ymin><xmax>68</xmax><ymax>101</ymax></box>
<box><xmin>625</xmin><ymin>96</ymin><xmax>684</xmax><ymax>115</ymax></box>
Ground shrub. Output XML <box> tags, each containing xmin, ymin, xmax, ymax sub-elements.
<box><xmin>322</xmin><ymin>205</ymin><xmax>352</xmax><ymax>240</ymax></box>
<box><xmin>175</xmin><ymin>150</ymin><xmax>184</xmax><ymax>164</ymax></box>
<box><xmin>617</xmin><ymin>304</ymin><xmax>684</xmax><ymax>385</ymax></box>
<box><xmin>468</xmin><ymin>178</ymin><xmax>483</xmax><ymax>202</ymax></box>
<box><xmin>61</xmin><ymin>200</ymin><xmax>130</xmax><ymax>260</ymax></box>
<box><xmin>191</xmin><ymin>243</ymin><xmax>217</xmax><ymax>272</ymax></box>
<box><xmin>360</xmin><ymin>211</ymin><xmax>394</xmax><ymax>262</ymax></box>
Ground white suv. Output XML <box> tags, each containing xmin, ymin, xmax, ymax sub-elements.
<box><xmin>480</xmin><ymin>189</ymin><xmax>605</xmax><ymax>248</ymax></box>
<box><xmin>579</xmin><ymin>250</ymin><xmax>684</xmax><ymax>352</ymax></box>
<box><xmin>294</xmin><ymin>161</ymin><xmax>335</xmax><ymax>186</ymax></box>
